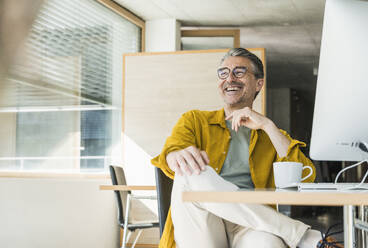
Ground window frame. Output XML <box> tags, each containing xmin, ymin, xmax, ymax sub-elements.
<box><xmin>181</xmin><ymin>29</ymin><xmax>240</xmax><ymax>49</ymax></box>
<box><xmin>97</xmin><ymin>0</ymin><xmax>146</xmax><ymax>52</ymax></box>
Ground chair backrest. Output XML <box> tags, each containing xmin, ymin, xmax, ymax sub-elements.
<box><xmin>109</xmin><ymin>165</ymin><xmax>130</xmax><ymax>226</ymax></box>
<box><xmin>154</xmin><ymin>167</ymin><xmax>173</xmax><ymax>236</ymax></box>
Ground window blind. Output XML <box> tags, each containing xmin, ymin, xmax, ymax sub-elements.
<box><xmin>4</xmin><ymin>0</ymin><xmax>140</xmax><ymax>110</ymax></box>
<box><xmin>0</xmin><ymin>0</ymin><xmax>140</xmax><ymax>172</ymax></box>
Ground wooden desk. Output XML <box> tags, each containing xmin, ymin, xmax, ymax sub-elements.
<box><xmin>183</xmin><ymin>188</ymin><xmax>368</xmax><ymax>248</ymax></box>
<box><xmin>182</xmin><ymin>189</ymin><xmax>368</xmax><ymax>205</ymax></box>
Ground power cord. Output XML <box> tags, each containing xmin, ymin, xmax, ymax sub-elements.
<box><xmin>334</xmin><ymin>141</ymin><xmax>368</xmax><ymax>190</ymax></box>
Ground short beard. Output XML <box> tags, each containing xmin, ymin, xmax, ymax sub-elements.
<box><xmin>226</xmin><ymin>96</ymin><xmax>251</xmax><ymax>109</ymax></box>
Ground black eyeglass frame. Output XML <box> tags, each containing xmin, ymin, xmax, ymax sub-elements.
<box><xmin>217</xmin><ymin>66</ymin><xmax>252</xmax><ymax>80</ymax></box>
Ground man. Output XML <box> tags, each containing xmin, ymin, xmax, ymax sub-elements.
<box><xmin>151</xmin><ymin>48</ymin><xmax>342</xmax><ymax>248</ymax></box>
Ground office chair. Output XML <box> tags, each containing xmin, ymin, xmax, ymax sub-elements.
<box><xmin>154</xmin><ymin>167</ymin><xmax>173</xmax><ymax>236</ymax></box>
<box><xmin>109</xmin><ymin>165</ymin><xmax>159</xmax><ymax>248</ymax></box>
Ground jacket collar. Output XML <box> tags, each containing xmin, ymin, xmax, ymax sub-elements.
<box><xmin>208</xmin><ymin>108</ymin><xmax>227</xmax><ymax>128</ymax></box>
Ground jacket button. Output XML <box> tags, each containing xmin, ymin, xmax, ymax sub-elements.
<box><xmin>223</xmin><ymin>151</ymin><xmax>226</xmax><ymax>154</ymax></box>
<box><xmin>215</xmin><ymin>168</ymin><xmax>218</xmax><ymax>171</ymax></box>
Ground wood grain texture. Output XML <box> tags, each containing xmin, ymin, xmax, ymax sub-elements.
<box><xmin>182</xmin><ymin>190</ymin><xmax>368</xmax><ymax>206</ymax></box>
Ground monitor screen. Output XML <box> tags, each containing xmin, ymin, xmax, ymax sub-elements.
<box><xmin>309</xmin><ymin>0</ymin><xmax>368</xmax><ymax>161</ymax></box>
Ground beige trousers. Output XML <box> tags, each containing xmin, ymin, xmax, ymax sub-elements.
<box><xmin>171</xmin><ymin>166</ymin><xmax>309</xmax><ymax>248</ymax></box>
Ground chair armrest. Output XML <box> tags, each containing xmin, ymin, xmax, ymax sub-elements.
<box><xmin>99</xmin><ymin>185</ymin><xmax>156</xmax><ymax>191</ymax></box>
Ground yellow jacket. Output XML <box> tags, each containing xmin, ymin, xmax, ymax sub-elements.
<box><xmin>151</xmin><ymin>109</ymin><xmax>316</xmax><ymax>248</ymax></box>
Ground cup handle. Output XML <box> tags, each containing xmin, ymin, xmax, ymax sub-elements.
<box><xmin>301</xmin><ymin>165</ymin><xmax>313</xmax><ymax>181</ymax></box>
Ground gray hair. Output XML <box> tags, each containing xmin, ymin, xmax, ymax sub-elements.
<box><xmin>220</xmin><ymin>48</ymin><xmax>264</xmax><ymax>79</ymax></box>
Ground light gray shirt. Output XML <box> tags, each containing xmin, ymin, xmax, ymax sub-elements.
<box><xmin>219</xmin><ymin>120</ymin><xmax>254</xmax><ymax>189</ymax></box>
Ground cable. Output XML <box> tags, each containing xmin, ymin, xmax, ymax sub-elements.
<box><xmin>334</xmin><ymin>159</ymin><xmax>368</xmax><ymax>190</ymax></box>
<box><xmin>334</xmin><ymin>160</ymin><xmax>367</xmax><ymax>184</ymax></box>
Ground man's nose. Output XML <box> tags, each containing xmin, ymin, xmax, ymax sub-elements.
<box><xmin>226</xmin><ymin>71</ymin><xmax>235</xmax><ymax>82</ymax></box>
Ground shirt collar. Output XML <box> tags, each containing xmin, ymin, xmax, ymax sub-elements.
<box><xmin>208</xmin><ymin>108</ymin><xmax>227</xmax><ymax>128</ymax></box>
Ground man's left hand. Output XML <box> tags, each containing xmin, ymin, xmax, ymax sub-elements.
<box><xmin>225</xmin><ymin>107</ymin><xmax>272</xmax><ymax>132</ymax></box>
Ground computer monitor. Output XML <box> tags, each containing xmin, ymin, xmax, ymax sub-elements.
<box><xmin>309</xmin><ymin>0</ymin><xmax>368</xmax><ymax>162</ymax></box>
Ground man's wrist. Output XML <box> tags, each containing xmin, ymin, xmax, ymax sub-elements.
<box><xmin>262</xmin><ymin>119</ymin><xmax>277</xmax><ymax>133</ymax></box>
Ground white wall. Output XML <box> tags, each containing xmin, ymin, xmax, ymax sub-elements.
<box><xmin>145</xmin><ymin>19</ymin><xmax>181</xmax><ymax>52</ymax></box>
<box><xmin>0</xmin><ymin>177</ymin><xmax>119</xmax><ymax>248</ymax></box>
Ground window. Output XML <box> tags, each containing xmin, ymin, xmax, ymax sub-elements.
<box><xmin>181</xmin><ymin>29</ymin><xmax>240</xmax><ymax>50</ymax></box>
<box><xmin>0</xmin><ymin>0</ymin><xmax>141</xmax><ymax>172</ymax></box>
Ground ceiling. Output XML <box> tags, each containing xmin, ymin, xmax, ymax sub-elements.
<box><xmin>115</xmin><ymin>0</ymin><xmax>326</xmax><ymax>92</ymax></box>
<box><xmin>114</xmin><ymin>0</ymin><xmax>325</xmax><ymax>27</ymax></box>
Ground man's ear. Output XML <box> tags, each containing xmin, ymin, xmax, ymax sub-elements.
<box><xmin>256</xmin><ymin>78</ymin><xmax>264</xmax><ymax>92</ymax></box>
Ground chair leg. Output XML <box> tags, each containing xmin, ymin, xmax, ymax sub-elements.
<box><xmin>122</xmin><ymin>194</ymin><xmax>132</xmax><ymax>248</ymax></box>
<box><xmin>131</xmin><ymin>229</ymin><xmax>143</xmax><ymax>248</ymax></box>
<box><xmin>121</xmin><ymin>230</ymin><xmax>132</xmax><ymax>248</ymax></box>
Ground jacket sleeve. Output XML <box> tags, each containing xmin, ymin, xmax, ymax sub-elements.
<box><xmin>275</xmin><ymin>130</ymin><xmax>316</xmax><ymax>183</ymax></box>
<box><xmin>151</xmin><ymin>111</ymin><xmax>197</xmax><ymax>179</ymax></box>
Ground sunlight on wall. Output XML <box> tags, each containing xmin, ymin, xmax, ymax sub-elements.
<box><xmin>123</xmin><ymin>132</ymin><xmax>158</xmax><ymax>216</ymax></box>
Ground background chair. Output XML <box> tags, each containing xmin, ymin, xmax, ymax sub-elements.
<box><xmin>154</xmin><ymin>167</ymin><xmax>173</xmax><ymax>236</ymax></box>
<box><xmin>109</xmin><ymin>165</ymin><xmax>159</xmax><ymax>248</ymax></box>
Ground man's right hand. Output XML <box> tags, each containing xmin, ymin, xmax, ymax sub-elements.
<box><xmin>166</xmin><ymin>146</ymin><xmax>210</xmax><ymax>176</ymax></box>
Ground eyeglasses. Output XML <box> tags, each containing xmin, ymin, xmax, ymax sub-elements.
<box><xmin>217</xmin><ymin>66</ymin><xmax>251</xmax><ymax>80</ymax></box>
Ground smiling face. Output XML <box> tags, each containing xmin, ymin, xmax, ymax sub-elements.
<box><xmin>218</xmin><ymin>56</ymin><xmax>264</xmax><ymax>110</ymax></box>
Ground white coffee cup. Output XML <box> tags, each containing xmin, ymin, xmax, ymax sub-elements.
<box><xmin>273</xmin><ymin>162</ymin><xmax>313</xmax><ymax>188</ymax></box>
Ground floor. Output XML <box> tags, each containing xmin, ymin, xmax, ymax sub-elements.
<box><xmin>293</xmin><ymin>206</ymin><xmax>344</xmax><ymax>241</ymax></box>
<box><xmin>292</xmin><ymin>205</ymin><xmax>368</xmax><ymax>247</ymax></box>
